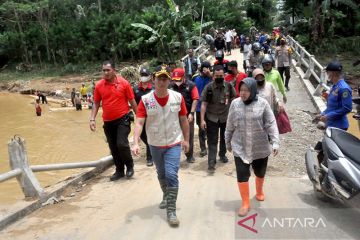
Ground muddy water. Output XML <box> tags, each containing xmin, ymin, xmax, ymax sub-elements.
<box><xmin>0</xmin><ymin>93</ymin><xmax>109</xmax><ymax>206</ymax></box>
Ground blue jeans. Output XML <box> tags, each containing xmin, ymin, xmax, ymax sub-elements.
<box><xmin>149</xmin><ymin>144</ymin><xmax>181</xmax><ymax>188</ymax></box>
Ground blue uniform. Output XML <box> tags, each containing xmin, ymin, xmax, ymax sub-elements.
<box><xmin>194</xmin><ymin>75</ymin><xmax>212</xmax><ymax>112</ymax></box>
<box><xmin>322</xmin><ymin>79</ymin><xmax>352</xmax><ymax>130</ymax></box>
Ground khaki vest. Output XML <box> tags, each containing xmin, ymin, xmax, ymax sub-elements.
<box><xmin>142</xmin><ymin>90</ymin><xmax>183</xmax><ymax>147</ymax></box>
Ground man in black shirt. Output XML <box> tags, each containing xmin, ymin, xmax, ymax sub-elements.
<box><xmin>132</xmin><ymin>67</ymin><xmax>154</xmax><ymax>166</ymax></box>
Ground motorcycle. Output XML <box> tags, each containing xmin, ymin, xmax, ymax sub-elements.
<box><xmin>305</xmin><ymin>97</ymin><xmax>360</xmax><ymax>205</ymax></box>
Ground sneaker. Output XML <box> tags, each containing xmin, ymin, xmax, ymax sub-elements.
<box><xmin>146</xmin><ymin>159</ymin><xmax>153</xmax><ymax>167</ymax></box>
<box><xmin>199</xmin><ymin>149</ymin><xmax>207</xmax><ymax>157</ymax></box>
<box><xmin>110</xmin><ymin>171</ymin><xmax>125</xmax><ymax>181</ymax></box>
<box><xmin>186</xmin><ymin>156</ymin><xmax>195</xmax><ymax>163</ymax></box>
<box><xmin>220</xmin><ymin>156</ymin><xmax>229</xmax><ymax>163</ymax></box>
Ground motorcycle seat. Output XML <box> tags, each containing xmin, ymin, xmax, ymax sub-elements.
<box><xmin>331</xmin><ymin>128</ymin><xmax>360</xmax><ymax>165</ymax></box>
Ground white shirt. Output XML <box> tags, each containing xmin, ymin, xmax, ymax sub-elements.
<box><xmin>243</xmin><ymin>43</ymin><xmax>252</xmax><ymax>59</ymax></box>
<box><xmin>225</xmin><ymin>31</ymin><xmax>233</xmax><ymax>43</ymax></box>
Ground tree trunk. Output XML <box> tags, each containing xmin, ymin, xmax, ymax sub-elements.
<box><xmin>98</xmin><ymin>0</ymin><xmax>102</xmax><ymax>13</ymax></box>
<box><xmin>14</xmin><ymin>10</ymin><xmax>30</xmax><ymax>64</ymax></box>
<box><xmin>37</xmin><ymin>51</ymin><xmax>43</xmax><ymax>69</ymax></box>
<box><xmin>311</xmin><ymin>0</ymin><xmax>323</xmax><ymax>45</ymax></box>
<box><xmin>51</xmin><ymin>49</ymin><xmax>57</xmax><ymax>66</ymax></box>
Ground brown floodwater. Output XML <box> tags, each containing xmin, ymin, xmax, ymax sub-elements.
<box><xmin>0</xmin><ymin>92</ymin><xmax>109</xmax><ymax>207</ymax></box>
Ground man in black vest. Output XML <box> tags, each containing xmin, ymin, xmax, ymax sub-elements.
<box><xmin>169</xmin><ymin>68</ymin><xmax>199</xmax><ymax>163</ymax></box>
<box><xmin>132</xmin><ymin>67</ymin><xmax>154</xmax><ymax>166</ymax></box>
<box><xmin>183</xmin><ymin>48</ymin><xmax>200</xmax><ymax>81</ymax></box>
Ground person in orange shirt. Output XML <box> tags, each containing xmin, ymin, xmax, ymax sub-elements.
<box><xmin>35</xmin><ymin>99</ymin><xmax>41</xmax><ymax>116</ymax></box>
<box><xmin>90</xmin><ymin>60</ymin><xmax>138</xmax><ymax>181</ymax></box>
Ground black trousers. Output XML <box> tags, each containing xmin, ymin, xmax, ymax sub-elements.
<box><xmin>226</xmin><ymin>42</ymin><xmax>232</xmax><ymax>53</ymax></box>
<box><xmin>277</xmin><ymin>66</ymin><xmax>291</xmax><ymax>88</ymax></box>
<box><xmin>185</xmin><ymin>116</ymin><xmax>195</xmax><ymax>159</ymax></box>
<box><xmin>196</xmin><ymin>112</ymin><xmax>207</xmax><ymax>151</ymax></box>
<box><xmin>206</xmin><ymin>119</ymin><xmax>226</xmax><ymax>165</ymax></box>
<box><xmin>103</xmin><ymin>116</ymin><xmax>134</xmax><ymax>173</ymax></box>
<box><xmin>140</xmin><ymin>127</ymin><xmax>152</xmax><ymax>161</ymax></box>
<box><xmin>234</xmin><ymin>156</ymin><xmax>268</xmax><ymax>182</ymax></box>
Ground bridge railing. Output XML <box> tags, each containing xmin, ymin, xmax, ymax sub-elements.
<box><xmin>180</xmin><ymin>44</ymin><xmax>210</xmax><ymax>64</ymax></box>
<box><xmin>286</xmin><ymin>35</ymin><xmax>328</xmax><ymax>111</ymax></box>
<box><xmin>0</xmin><ymin>136</ymin><xmax>113</xmax><ymax>200</ymax></box>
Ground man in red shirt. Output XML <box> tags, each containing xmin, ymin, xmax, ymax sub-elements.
<box><xmin>225</xmin><ymin>60</ymin><xmax>247</xmax><ymax>96</ymax></box>
<box><xmin>90</xmin><ymin>60</ymin><xmax>137</xmax><ymax>181</ymax></box>
<box><xmin>131</xmin><ymin>66</ymin><xmax>189</xmax><ymax>227</ymax></box>
<box><xmin>169</xmin><ymin>68</ymin><xmax>199</xmax><ymax>163</ymax></box>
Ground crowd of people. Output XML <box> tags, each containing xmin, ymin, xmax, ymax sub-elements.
<box><xmin>88</xmin><ymin>26</ymin><xmax>352</xmax><ymax>227</ymax></box>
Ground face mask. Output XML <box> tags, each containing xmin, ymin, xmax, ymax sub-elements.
<box><xmin>257</xmin><ymin>80</ymin><xmax>265</xmax><ymax>86</ymax></box>
<box><xmin>227</xmin><ymin>70</ymin><xmax>233</xmax><ymax>75</ymax></box>
<box><xmin>174</xmin><ymin>81</ymin><xmax>182</xmax><ymax>86</ymax></box>
<box><xmin>215</xmin><ymin>77</ymin><xmax>224</xmax><ymax>84</ymax></box>
<box><xmin>140</xmin><ymin>76</ymin><xmax>150</xmax><ymax>82</ymax></box>
<box><xmin>280</xmin><ymin>41</ymin><xmax>285</xmax><ymax>45</ymax></box>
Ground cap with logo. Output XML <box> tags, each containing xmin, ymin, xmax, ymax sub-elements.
<box><xmin>154</xmin><ymin>65</ymin><xmax>171</xmax><ymax>79</ymax></box>
<box><xmin>172</xmin><ymin>68</ymin><xmax>185</xmax><ymax>81</ymax></box>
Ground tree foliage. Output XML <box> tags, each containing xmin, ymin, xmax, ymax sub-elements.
<box><xmin>0</xmin><ymin>0</ymin><xmax>274</xmax><ymax>66</ymax></box>
<box><xmin>279</xmin><ymin>0</ymin><xmax>359</xmax><ymax>48</ymax></box>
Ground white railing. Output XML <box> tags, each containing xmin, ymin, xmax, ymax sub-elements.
<box><xmin>0</xmin><ymin>136</ymin><xmax>113</xmax><ymax>199</ymax></box>
<box><xmin>286</xmin><ymin>35</ymin><xmax>328</xmax><ymax>111</ymax></box>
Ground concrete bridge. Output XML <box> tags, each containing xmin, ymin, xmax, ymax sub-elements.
<box><xmin>0</xmin><ymin>44</ymin><xmax>359</xmax><ymax>240</ymax></box>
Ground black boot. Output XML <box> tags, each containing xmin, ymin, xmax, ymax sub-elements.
<box><xmin>158</xmin><ymin>178</ymin><xmax>167</xmax><ymax>209</ymax></box>
<box><xmin>166</xmin><ymin>187</ymin><xmax>179</xmax><ymax>227</ymax></box>
<box><xmin>110</xmin><ymin>171</ymin><xmax>124</xmax><ymax>181</ymax></box>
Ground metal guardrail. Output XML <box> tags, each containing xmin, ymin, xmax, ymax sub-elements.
<box><xmin>286</xmin><ymin>36</ymin><xmax>328</xmax><ymax>96</ymax></box>
<box><xmin>0</xmin><ymin>136</ymin><xmax>113</xmax><ymax>199</ymax></box>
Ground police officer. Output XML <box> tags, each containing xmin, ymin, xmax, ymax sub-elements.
<box><xmin>246</xmin><ymin>42</ymin><xmax>264</xmax><ymax>76</ymax></box>
<box><xmin>200</xmin><ymin>65</ymin><xmax>236</xmax><ymax>172</ymax></box>
<box><xmin>316</xmin><ymin>61</ymin><xmax>352</xmax><ymax>130</ymax></box>
<box><xmin>169</xmin><ymin>68</ymin><xmax>199</xmax><ymax>163</ymax></box>
<box><xmin>132</xmin><ymin>67</ymin><xmax>154</xmax><ymax>166</ymax></box>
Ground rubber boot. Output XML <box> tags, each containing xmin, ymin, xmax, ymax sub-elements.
<box><xmin>158</xmin><ymin>178</ymin><xmax>167</xmax><ymax>209</ymax></box>
<box><xmin>238</xmin><ymin>182</ymin><xmax>250</xmax><ymax>217</ymax></box>
<box><xmin>166</xmin><ymin>187</ymin><xmax>179</xmax><ymax>227</ymax></box>
<box><xmin>255</xmin><ymin>177</ymin><xmax>265</xmax><ymax>201</ymax></box>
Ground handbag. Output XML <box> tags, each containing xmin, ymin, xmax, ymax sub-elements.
<box><xmin>275</xmin><ymin>110</ymin><xmax>292</xmax><ymax>134</ymax></box>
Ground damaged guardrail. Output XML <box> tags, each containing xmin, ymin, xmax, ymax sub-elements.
<box><xmin>0</xmin><ymin>136</ymin><xmax>113</xmax><ymax>200</ymax></box>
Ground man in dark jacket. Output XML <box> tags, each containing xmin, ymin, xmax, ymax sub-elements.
<box><xmin>169</xmin><ymin>68</ymin><xmax>199</xmax><ymax>163</ymax></box>
<box><xmin>132</xmin><ymin>67</ymin><xmax>154</xmax><ymax>166</ymax></box>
